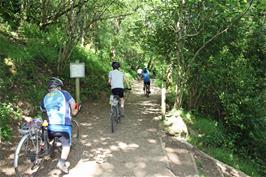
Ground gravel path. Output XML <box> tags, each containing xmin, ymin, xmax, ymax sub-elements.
<box><xmin>0</xmin><ymin>80</ymin><xmax>175</xmax><ymax>177</ymax></box>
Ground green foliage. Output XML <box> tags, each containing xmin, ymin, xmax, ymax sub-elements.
<box><xmin>182</xmin><ymin>109</ymin><xmax>265</xmax><ymax>177</ymax></box>
<box><xmin>0</xmin><ymin>102</ymin><xmax>22</xmax><ymax>141</ymax></box>
<box><xmin>192</xmin><ymin>118</ymin><xmax>225</xmax><ymax>148</ymax></box>
<box><xmin>0</xmin><ymin>0</ymin><xmax>265</xmax><ymax>175</ymax></box>
<box><xmin>165</xmin><ymin>87</ymin><xmax>176</xmax><ymax>109</ymax></box>
<box><xmin>208</xmin><ymin>148</ymin><xmax>262</xmax><ymax>177</ymax></box>
<box><xmin>68</xmin><ymin>46</ymin><xmax>110</xmax><ymax>99</ymax></box>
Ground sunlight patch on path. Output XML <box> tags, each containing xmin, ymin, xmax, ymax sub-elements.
<box><xmin>60</xmin><ymin>80</ymin><xmax>175</xmax><ymax>177</ymax></box>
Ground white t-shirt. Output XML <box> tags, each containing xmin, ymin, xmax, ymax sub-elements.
<box><xmin>108</xmin><ymin>69</ymin><xmax>124</xmax><ymax>89</ymax></box>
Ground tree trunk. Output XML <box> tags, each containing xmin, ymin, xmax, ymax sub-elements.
<box><xmin>166</xmin><ymin>62</ymin><xmax>173</xmax><ymax>88</ymax></box>
<box><xmin>174</xmin><ymin>28</ymin><xmax>183</xmax><ymax>108</ymax></box>
<box><xmin>174</xmin><ymin>0</ymin><xmax>186</xmax><ymax>109</ymax></box>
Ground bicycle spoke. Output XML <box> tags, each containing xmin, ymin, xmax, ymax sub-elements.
<box><xmin>111</xmin><ymin>106</ymin><xmax>117</xmax><ymax>133</ymax></box>
<box><xmin>15</xmin><ymin>135</ymin><xmax>43</xmax><ymax>177</ymax></box>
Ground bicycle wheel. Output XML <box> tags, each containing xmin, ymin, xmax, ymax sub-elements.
<box><xmin>14</xmin><ymin>134</ymin><xmax>43</xmax><ymax>177</ymax></box>
<box><xmin>71</xmin><ymin>119</ymin><xmax>80</xmax><ymax>146</ymax></box>
<box><xmin>117</xmin><ymin>103</ymin><xmax>121</xmax><ymax>122</ymax></box>
<box><xmin>111</xmin><ymin>106</ymin><xmax>117</xmax><ymax>133</ymax></box>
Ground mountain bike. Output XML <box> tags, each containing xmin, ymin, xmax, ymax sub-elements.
<box><xmin>14</xmin><ymin>118</ymin><xmax>79</xmax><ymax>177</ymax></box>
<box><xmin>109</xmin><ymin>95</ymin><xmax>121</xmax><ymax>133</ymax></box>
<box><xmin>109</xmin><ymin>88</ymin><xmax>131</xmax><ymax>133</ymax></box>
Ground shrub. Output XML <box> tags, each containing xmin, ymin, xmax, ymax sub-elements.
<box><xmin>192</xmin><ymin>118</ymin><xmax>226</xmax><ymax>147</ymax></box>
<box><xmin>0</xmin><ymin>102</ymin><xmax>22</xmax><ymax>141</ymax></box>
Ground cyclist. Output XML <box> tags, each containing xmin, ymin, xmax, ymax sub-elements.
<box><xmin>142</xmin><ymin>68</ymin><xmax>151</xmax><ymax>94</ymax></box>
<box><xmin>137</xmin><ymin>68</ymin><xmax>143</xmax><ymax>81</ymax></box>
<box><xmin>108</xmin><ymin>61</ymin><xmax>126</xmax><ymax>116</ymax></box>
<box><xmin>40</xmin><ymin>77</ymin><xmax>79</xmax><ymax>174</ymax></box>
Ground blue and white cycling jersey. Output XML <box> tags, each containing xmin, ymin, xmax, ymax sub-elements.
<box><xmin>41</xmin><ymin>90</ymin><xmax>74</xmax><ymax>131</ymax></box>
<box><xmin>142</xmin><ymin>72</ymin><xmax>150</xmax><ymax>82</ymax></box>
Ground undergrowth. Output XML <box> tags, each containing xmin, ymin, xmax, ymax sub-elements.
<box><xmin>179</xmin><ymin>109</ymin><xmax>265</xmax><ymax>177</ymax></box>
<box><xmin>0</xmin><ymin>28</ymin><xmax>134</xmax><ymax>141</ymax></box>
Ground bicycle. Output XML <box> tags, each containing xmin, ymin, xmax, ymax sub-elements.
<box><xmin>109</xmin><ymin>95</ymin><xmax>121</xmax><ymax>133</ymax></box>
<box><xmin>109</xmin><ymin>88</ymin><xmax>132</xmax><ymax>133</ymax></box>
<box><xmin>14</xmin><ymin>117</ymin><xmax>79</xmax><ymax>177</ymax></box>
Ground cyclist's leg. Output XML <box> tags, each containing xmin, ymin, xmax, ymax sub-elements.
<box><xmin>119</xmin><ymin>89</ymin><xmax>125</xmax><ymax>116</ymax></box>
<box><xmin>112</xmin><ymin>88</ymin><xmax>125</xmax><ymax>116</ymax></box>
<box><xmin>144</xmin><ymin>81</ymin><xmax>148</xmax><ymax>94</ymax></box>
<box><xmin>147</xmin><ymin>81</ymin><xmax>151</xmax><ymax>93</ymax></box>
<box><xmin>58</xmin><ymin>133</ymin><xmax>70</xmax><ymax>173</ymax></box>
<box><xmin>49</xmin><ymin>130</ymin><xmax>70</xmax><ymax>173</ymax></box>
<box><xmin>112</xmin><ymin>88</ymin><xmax>124</xmax><ymax>106</ymax></box>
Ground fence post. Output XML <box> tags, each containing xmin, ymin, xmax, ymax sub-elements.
<box><xmin>161</xmin><ymin>81</ymin><xmax>166</xmax><ymax>118</ymax></box>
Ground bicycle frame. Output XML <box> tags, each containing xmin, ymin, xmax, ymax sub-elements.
<box><xmin>14</xmin><ymin>119</ymin><xmax>79</xmax><ymax>177</ymax></box>
<box><xmin>14</xmin><ymin>125</ymin><xmax>44</xmax><ymax>177</ymax></box>
<box><xmin>110</xmin><ymin>95</ymin><xmax>121</xmax><ymax>133</ymax></box>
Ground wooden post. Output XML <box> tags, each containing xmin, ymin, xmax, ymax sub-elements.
<box><xmin>70</xmin><ymin>60</ymin><xmax>85</xmax><ymax>104</ymax></box>
<box><xmin>75</xmin><ymin>60</ymin><xmax>80</xmax><ymax>103</ymax></box>
<box><xmin>161</xmin><ymin>81</ymin><xmax>166</xmax><ymax>118</ymax></box>
<box><xmin>75</xmin><ymin>77</ymin><xmax>80</xmax><ymax>103</ymax></box>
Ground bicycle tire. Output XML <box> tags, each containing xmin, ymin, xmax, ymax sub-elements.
<box><xmin>71</xmin><ymin>119</ymin><xmax>80</xmax><ymax>146</ymax></box>
<box><xmin>14</xmin><ymin>133</ymin><xmax>43</xmax><ymax>177</ymax></box>
<box><xmin>117</xmin><ymin>101</ymin><xmax>121</xmax><ymax>123</ymax></box>
<box><xmin>111</xmin><ymin>106</ymin><xmax>117</xmax><ymax>133</ymax></box>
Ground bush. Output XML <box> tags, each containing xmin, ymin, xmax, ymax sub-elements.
<box><xmin>0</xmin><ymin>102</ymin><xmax>22</xmax><ymax>141</ymax></box>
<box><xmin>192</xmin><ymin>118</ymin><xmax>226</xmax><ymax>147</ymax></box>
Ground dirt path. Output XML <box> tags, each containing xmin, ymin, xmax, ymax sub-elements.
<box><xmin>1</xmin><ymin>80</ymin><xmax>176</xmax><ymax>177</ymax></box>
<box><xmin>0</xmin><ymin>80</ymin><xmax>252</xmax><ymax>177</ymax></box>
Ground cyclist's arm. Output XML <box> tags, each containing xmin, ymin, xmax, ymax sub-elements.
<box><xmin>23</xmin><ymin>115</ymin><xmax>32</xmax><ymax>122</ymax></box>
<box><xmin>70</xmin><ymin>101</ymin><xmax>79</xmax><ymax>116</ymax></box>
<box><xmin>108</xmin><ymin>72</ymin><xmax>112</xmax><ymax>85</ymax></box>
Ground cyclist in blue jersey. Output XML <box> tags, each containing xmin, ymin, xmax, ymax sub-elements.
<box><xmin>142</xmin><ymin>68</ymin><xmax>151</xmax><ymax>94</ymax></box>
<box><xmin>40</xmin><ymin>77</ymin><xmax>79</xmax><ymax>173</ymax></box>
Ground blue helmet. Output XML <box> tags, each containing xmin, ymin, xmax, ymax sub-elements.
<box><xmin>48</xmin><ymin>77</ymin><xmax>63</xmax><ymax>89</ymax></box>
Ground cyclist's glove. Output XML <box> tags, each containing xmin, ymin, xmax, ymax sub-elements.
<box><xmin>75</xmin><ymin>103</ymin><xmax>82</xmax><ymax>111</ymax></box>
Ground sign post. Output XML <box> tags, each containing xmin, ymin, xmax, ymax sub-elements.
<box><xmin>70</xmin><ymin>61</ymin><xmax>85</xmax><ymax>103</ymax></box>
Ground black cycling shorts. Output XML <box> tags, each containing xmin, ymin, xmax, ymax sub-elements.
<box><xmin>144</xmin><ymin>81</ymin><xmax>150</xmax><ymax>85</ymax></box>
<box><xmin>112</xmin><ymin>88</ymin><xmax>124</xmax><ymax>98</ymax></box>
<box><xmin>48</xmin><ymin>131</ymin><xmax>70</xmax><ymax>146</ymax></box>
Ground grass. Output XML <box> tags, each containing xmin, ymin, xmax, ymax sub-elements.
<box><xmin>178</xmin><ymin>109</ymin><xmax>265</xmax><ymax>177</ymax></box>
<box><xmin>207</xmin><ymin>148</ymin><xmax>261</xmax><ymax>177</ymax></box>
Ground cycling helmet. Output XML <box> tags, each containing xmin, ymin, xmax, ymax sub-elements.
<box><xmin>143</xmin><ymin>68</ymin><xmax>148</xmax><ymax>73</ymax></box>
<box><xmin>48</xmin><ymin>77</ymin><xmax>63</xmax><ymax>89</ymax></box>
<box><xmin>112</xmin><ymin>61</ymin><xmax>120</xmax><ymax>70</ymax></box>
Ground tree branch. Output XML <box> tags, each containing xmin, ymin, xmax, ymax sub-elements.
<box><xmin>40</xmin><ymin>0</ymin><xmax>89</xmax><ymax>28</ymax></box>
<box><xmin>191</xmin><ymin>0</ymin><xmax>254</xmax><ymax>61</ymax></box>
<box><xmin>85</xmin><ymin>0</ymin><xmax>117</xmax><ymax>28</ymax></box>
